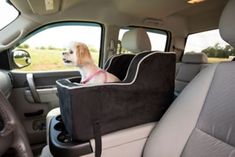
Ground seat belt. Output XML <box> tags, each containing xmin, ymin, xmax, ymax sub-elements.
<box><xmin>91</xmin><ymin>92</ymin><xmax>102</xmax><ymax>157</ymax></box>
<box><xmin>117</xmin><ymin>40</ymin><xmax>122</xmax><ymax>54</ymax></box>
<box><xmin>93</xmin><ymin>121</ymin><xmax>102</xmax><ymax>157</ymax></box>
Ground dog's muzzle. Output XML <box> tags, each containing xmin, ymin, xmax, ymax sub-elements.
<box><xmin>63</xmin><ymin>58</ymin><xmax>72</xmax><ymax>63</ymax></box>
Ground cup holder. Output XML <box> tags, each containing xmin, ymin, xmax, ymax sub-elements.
<box><xmin>50</xmin><ymin>116</ymin><xmax>93</xmax><ymax>156</ymax></box>
<box><xmin>56</xmin><ymin>115</ymin><xmax>62</xmax><ymax>122</ymax></box>
<box><xmin>54</xmin><ymin>118</ymin><xmax>72</xmax><ymax>143</ymax></box>
<box><xmin>58</xmin><ymin>132</ymin><xmax>72</xmax><ymax>143</ymax></box>
<box><xmin>54</xmin><ymin>122</ymin><xmax>65</xmax><ymax>131</ymax></box>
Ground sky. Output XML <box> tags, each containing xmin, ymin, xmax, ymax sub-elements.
<box><xmin>184</xmin><ymin>29</ymin><xmax>229</xmax><ymax>53</ymax></box>
<box><xmin>22</xmin><ymin>27</ymin><xmax>229</xmax><ymax>53</ymax></box>
<box><xmin>23</xmin><ymin>26</ymin><xmax>102</xmax><ymax>50</ymax></box>
<box><xmin>24</xmin><ymin>27</ymin><xmax>168</xmax><ymax>52</ymax></box>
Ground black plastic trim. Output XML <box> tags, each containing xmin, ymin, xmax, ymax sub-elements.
<box><xmin>24</xmin><ymin>109</ymin><xmax>44</xmax><ymax>117</ymax></box>
<box><xmin>0</xmin><ymin>50</ymin><xmax>11</xmax><ymax>70</ymax></box>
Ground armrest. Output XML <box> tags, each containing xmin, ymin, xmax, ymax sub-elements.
<box><xmin>47</xmin><ymin>113</ymin><xmax>156</xmax><ymax>157</ymax></box>
<box><xmin>90</xmin><ymin>122</ymin><xmax>155</xmax><ymax>149</ymax></box>
<box><xmin>83</xmin><ymin>122</ymin><xmax>156</xmax><ymax>157</ymax></box>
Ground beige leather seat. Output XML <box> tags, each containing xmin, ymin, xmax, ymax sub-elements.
<box><xmin>175</xmin><ymin>52</ymin><xmax>208</xmax><ymax>94</ymax></box>
<box><xmin>121</xmin><ymin>28</ymin><xmax>151</xmax><ymax>53</ymax></box>
<box><xmin>144</xmin><ymin>0</ymin><xmax>235</xmax><ymax>156</ymax></box>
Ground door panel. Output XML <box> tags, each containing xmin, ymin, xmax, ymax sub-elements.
<box><xmin>9</xmin><ymin>71</ymin><xmax>80</xmax><ymax>145</ymax></box>
<box><xmin>12</xmin><ymin>71</ymin><xmax>79</xmax><ymax>88</ymax></box>
<box><xmin>25</xmin><ymin>87</ymin><xmax>57</xmax><ymax>104</ymax></box>
<box><xmin>7</xmin><ymin>22</ymin><xmax>103</xmax><ymax>152</ymax></box>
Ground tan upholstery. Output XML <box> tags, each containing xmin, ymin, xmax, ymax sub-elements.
<box><xmin>175</xmin><ymin>52</ymin><xmax>208</xmax><ymax>94</ymax></box>
<box><xmin>144</xmin><ymin>64</ymin><xmax>218</xmax><ymax>156</ymax></box>
<box><xmin>144</xmin><ymin>0</ymin><xmax>235</xmax><ymax>156</ymax></box>
<box><xmin>181</xmin><ymin>52</ymin><xmax>208</xmax><ymax>64</ymax></box>
<box><xmin>121</xmin><ymin>28</ymin><xmax>151</xmax><ymax>53</ymax></box>
<box><xmin>219</xmin><ymin>0</ymin><xmax>235</xmax><ymax>47</ymax></box>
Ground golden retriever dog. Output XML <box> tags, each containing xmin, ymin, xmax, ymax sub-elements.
<box><xmin>62</xmin><ymin>42</ymin><xmax>120</xmax><ymax>84</ymax></box>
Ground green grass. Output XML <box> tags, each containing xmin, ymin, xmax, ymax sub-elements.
<box><xmin>208</xmin><ymin>57</ymin><xmax>230</xmax><ymax>63</ymax></box>
<box><xmin>14</xmin><ymin>48</ymin><xmax>100</xmax><ymax>72</ymax></box>
<box><xmin>14</xmin><ymin>58</ymin><xmax>29</xmax><ymax>67</ymax></box>
<box><xmin>14</xmin><ymin>49</ymin><xmax>230</xmax><ymax>72</ymax></box>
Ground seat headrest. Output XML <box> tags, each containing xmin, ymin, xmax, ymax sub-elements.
<box><xmin>121</xmin><ymin>28</ymin><xmax>151</xmax><ymax>53</ymax></box>
<box><xmin>219</xmin><ymin>0</ymin><xmax>235</xmax><ymax>47</ymax></box>
<box><xmin>182</xmin><ymin>52</ymin><xmax>208</xmax><ymax>64</ymax></box>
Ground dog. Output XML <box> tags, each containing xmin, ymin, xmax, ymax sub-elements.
<box><xmin>62</xmin><ymin>42</ymin><xmax>120</xmax><ymax>84</ymax></box>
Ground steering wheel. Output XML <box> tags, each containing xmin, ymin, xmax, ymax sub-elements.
<box><xmin>0</xmin><ymin>91</ymin><xmax>33</xmax><ymax>157</ymax></box>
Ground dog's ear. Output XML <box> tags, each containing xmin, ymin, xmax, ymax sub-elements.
<box><xmin>76</xmin><ymin>43</ymin><xmax>92</xmax><ymax>65</ymax></box>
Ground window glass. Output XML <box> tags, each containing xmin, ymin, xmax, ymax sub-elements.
<box><xmin>0</xmin><ymin>1</ymin><xmax>19</xmax><ymax>29</ymax></box>
<box><xmin>13</xmin><ymin>23</ymin><xmax>102</xmax><ymax>71</ymax></box>
<box><xmin>184</xmin><ymin>29</ymin><xmax>234</xmax><ymax>63</ymax></box>
<box><xmin>118</xmin><ymin>28</ymin><xmax>167</xmax><ymax>53</ymax></box>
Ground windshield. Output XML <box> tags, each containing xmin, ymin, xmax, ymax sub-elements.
<box><xmin>0</xmin><ymin>1</ymin><xmax>19</xmax><ymax>30</ymax></box>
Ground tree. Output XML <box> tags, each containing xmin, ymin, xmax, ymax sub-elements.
<box><xmin>202</xmin><ymin>43</ymin><xmax>234</xmax><ymax>58</ymax></box>
<box><xmin>48</xmin><ymin>46</ymin><xmax>56</xmax><ymax>50</ymax></box>
<box><xmin>18</xmin><ymin>44</ymin><xmax>30</xmax><ymax>49</ymax></box>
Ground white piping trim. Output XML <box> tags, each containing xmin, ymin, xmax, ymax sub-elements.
<box><xmin>104</xmin><ymin>54</ymin><xmax>135</xmax><ymax>71</ymax></box>
<box><xmin>122</xmin><ymin>50</ymin><xmax>151</xmax><ymax>81</ymax></box>
<box><xmin>56</xmin><ymin>51</ymin><xmax>175</xmax><ymax>90</ymax></box>
<box><xmin>122</xmin><ymin>50</ymin><xmax>174</xmax><ymax>81</ymax></box>
<box><xmin>104</xmin><ymin>55</ymin><xmax>115</xmax><ymax>70</ymax></box>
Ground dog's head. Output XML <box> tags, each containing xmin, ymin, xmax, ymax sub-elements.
<box><xmin>62</xmin><ymin>42</ymin><xmax>93</xmax><ymax>66</ymax></box>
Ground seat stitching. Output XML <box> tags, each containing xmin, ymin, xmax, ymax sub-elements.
<box><xmin>196</xmin><ymin>128</ymin><xmax>235</xmax><ymax>149</ymax></box>
<box><xmin>180</xmin><ymin>64</ymin><xmax>219</xmax><ymax>156</ymax></box>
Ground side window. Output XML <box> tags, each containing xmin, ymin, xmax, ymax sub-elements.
<box><xmin>13</xmin><ymin>22</ymin><xmax>102</xmax><ymax>71</ymax></box>
<box><xmin>118</xmin><ymin>28</ymin><xmax>168</xmax><ymax>53</ymax></box>
<box><xmin>184</xmin><ymin>29</ymin><xmax>235</xmax><ymax>63</ymax></box>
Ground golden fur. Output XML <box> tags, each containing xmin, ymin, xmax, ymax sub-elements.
<box><xmin>62</xmin><ymin>42</ymin><xmax>120</xmax><ymax>84</ymax></box>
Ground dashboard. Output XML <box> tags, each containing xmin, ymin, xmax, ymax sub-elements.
<box><xmin>0</xmin><ymin>70</ymin><xmax>12</xmax><ymax>98</ymax></box>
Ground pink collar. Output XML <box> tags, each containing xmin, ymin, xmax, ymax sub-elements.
<box><xmin>81</xmin><ymin>70</ymin><xmax>107</xmax><ymax>84</ymax></box>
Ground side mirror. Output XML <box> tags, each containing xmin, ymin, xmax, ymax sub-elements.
<box><xmin>12</xmin><ymin>49</ymin><xmax>31</xmax><ymax>68</ymax></box>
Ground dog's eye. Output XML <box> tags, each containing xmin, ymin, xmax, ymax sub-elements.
<box><xmin>69</xmin><ymin>50</ymin><xmax>73</xmax><ymax>54</ymax></box>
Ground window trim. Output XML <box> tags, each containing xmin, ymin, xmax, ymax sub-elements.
<box><xmin>119</xmin><ymin>26</ymin><xmax>171</xmax><ymax>52</ymax></box>
<box><xmin>10</xmin><ymin>21</ymin><xmax>105</xmax><ymax>71</ymax></box>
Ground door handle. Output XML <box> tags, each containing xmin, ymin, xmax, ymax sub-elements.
<box><xmin>26</xmin><ymin>73</ymin><xmax>41</xmax><ymax>103</ymax></box>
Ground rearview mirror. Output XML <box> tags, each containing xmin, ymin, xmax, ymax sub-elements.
<box><xmin>12</xmin><ymin>50</ymin><xmax>31</xmax><ymax>68</ymax></box>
